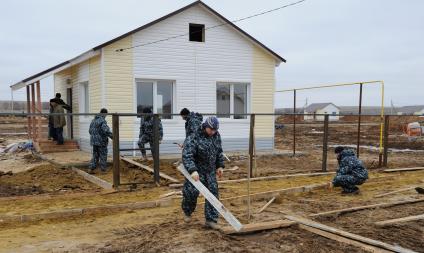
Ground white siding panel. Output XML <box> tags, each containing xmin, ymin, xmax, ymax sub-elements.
<box><xmin>133</xmin><ymin>5</ymin><xmax>253</xmax><ymax>141</ymax></box>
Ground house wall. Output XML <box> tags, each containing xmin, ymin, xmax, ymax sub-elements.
<box><xmin>413</xmin><ymin>109</ymin><xmax>424</xmax><ymax>116</ymax></box>
<box><xmin>316</xmin><ymin>104</ymin><xmax>340</xmax><ymax>121</ymax></box>
<box><xmin>57</xmin><ymin>5</ymin><xmax>279</xmax><ymax>154</ymax></box>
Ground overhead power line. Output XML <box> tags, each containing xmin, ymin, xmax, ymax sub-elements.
<box><xmin>116</xmin><ymin>0</ymin><xmax>307</xmax><ymax>52</ymax></box>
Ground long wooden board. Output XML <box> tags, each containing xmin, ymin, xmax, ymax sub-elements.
<box><xmin>71</xmin><ymin>167</ymin><xmax>113</xmax><ymax>190</ymax></box>
<box><xmin>121</xmin><ymin>156</ymin><xmax>179</xmax><ymax>183</ymax></box>
<box><xmin>375</xmin><ymin>187</ymin><xmax>418</xmax><ymax>198</ymax></box>
<box><xmin>257</xmin><ymin>197</ymin><xmax>276</xmax><ymax>214</ymax></box>
<box><xmin>298</xmin><ymin>224</ymin><xmax>391</xmax><ymax>253</ymax></box>
<box><xmin>221</xmin><ymin>219</ymin><xmax>295</xmax><ymax>235</ymax></box>
<box><xmin>383</xmin><ymin>167</ymin><xmax>424</xmax><ymax>173</ymax></box>
<box><xmin>309</xmin><ymin>198</ymin><xmax>424</xmax><ymax>217</ymax></box>
<box><xmin>375</xmin><ymin>214</ymin><xmax>424</xmax><ymax>227</ymax></box>
<box><xmin>218</xmin><ymin>172</ymin><xmax>335</xmax><ymax>184</ymax></box>
<box><xmin>286</xmin><ymin>215</ymin><xmax>417</xmax><ymax>253</ymax></box>
<box><xmin>177</xmin><ymin>165</ymin><xmax>242</xmax><ymax>232</ymax></box>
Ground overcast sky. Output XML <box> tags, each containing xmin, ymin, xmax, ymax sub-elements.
<box><xmin>1</xmin><ymin>0</ymin><xmax>423</xmax><ymax>108</ymax></box>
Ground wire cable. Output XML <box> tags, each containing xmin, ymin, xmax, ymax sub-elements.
<box><xmin>116</xmin><ymin>0</ymin><xmax>306</xmax><ymax>52</ymax></box>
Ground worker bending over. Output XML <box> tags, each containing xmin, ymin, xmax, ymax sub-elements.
<box><xmin>331</xmin><ymin>146</ymin><xmax>368</xmax><ymax>194</ymax></box>
<box><xmin>138</xmin><ymin>108</ymin><xmax>163</xmax><ymax>161</ymax></box>
<box><xmin>181</xmin><ymin>117</ymin><xmax>224</xmax><ymax>230</ymax></box>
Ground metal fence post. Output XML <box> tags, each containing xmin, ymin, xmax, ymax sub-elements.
<box><xmin>248</xmin><ymin>113</ymin><xmax>255</xmax><ymax>221</ymax></box>
<box><xmin>356</xmin><ymin>83</ymin><xmax>363</xmax><ymax>157</ymax></box>
<box><xmin>293</xmin><ymin>89</ymin><xmax>296</xmax><ymax>157</ymax></box>
<box><xmin>153</xmin><ymin>114</ymin><xmax>160</xmax><ymax>185</ymax></box>
<box><xmin>383</xmin><ymin>115</ymin><xmax>390</xmax><ymax>167</ymax></box>
<box><xmin>112</xmin><ymin>114</ymin><xmax>120</xmax><ymax>188</ymax></box>
<box><xmin>322</xmin><ymin>114</ymin><xmax>329</xmax><ymax>172</ymax></box>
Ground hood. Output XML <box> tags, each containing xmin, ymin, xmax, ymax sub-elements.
<box><xmin>340</xmin><ymin>149</ymin><xmax>356</xmax><ymax>159</ymax></box>
<box><xmin>95</xmin><ymin>115</ymin><xmax>106</xmax><ymax>120</ymax></box>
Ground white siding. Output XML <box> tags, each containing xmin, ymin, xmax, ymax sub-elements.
<box><xmin>132</xmin><ymin>5</ymin><xmax>253</xmax><ymax>143</ymax></box>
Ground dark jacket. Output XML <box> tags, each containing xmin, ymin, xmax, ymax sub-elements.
<box><xmin>52</xmin><ymin>104</ymin><xmax>66</xmax><ymax>128</ymax></box>
<box><xmin>337</xmin><ymin>149</ymin><xmax>368</xmax><ymax>180</ymax></box>
<box><xmin>185</xmin><ymin>112</ymin><xmax>203</xmax><ymax>137</ymax></box>
<box><xmin>139</xmin><ymin>115</ymin><xmax>163</xmax><ymax>142</ymax></box>
<box><xmin>89</xmin><ymin>115</ymin><xmax>113</xmax><ymax>146</ymax></box>
<box><xmin>182</xmin><ymin>127</ymin><xmax>225</xmax><ymax>174</ymax></box>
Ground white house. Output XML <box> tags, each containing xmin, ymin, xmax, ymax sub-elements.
<box><xmin>304</xmin><ymin>103</ymin><xmax>340</xmax><ymax>121</ymax></box>
<box><xmin>10</xmin><ymin>1</ymin><xmax>285</xmax><ymax>154</ymax></box>
<box><xmin>397</xmin><ymin>106</ymin><xmax>424</xmax><ymax>116</ymax></box>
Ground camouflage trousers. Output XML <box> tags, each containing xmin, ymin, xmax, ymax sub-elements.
<box><xmin>89</xmin><ymin>145</ymin><xmax>108</xmax><ymax>171</ymax></box>
<box><xmin>138</xmin><ymin>135</ymin><xmax>155</xmax><ymax>158</ymax></box>
<box><xmin>182</xmin><ymin>172</ymin><xmax>219</xmax><ymax>222</ymax></box>
<box><xmin>332</xmin><ymin>174</ymin><xmax>366</xmax><ymax>193</ymax></box>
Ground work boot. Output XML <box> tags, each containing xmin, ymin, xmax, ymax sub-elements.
<box><xmin>183</xmin><ymin>214</ymin><xmax>192</xmax><ymax>223</ymax></box>
<box><xmin>205</xmin><ymin>221</ymin><xmax>220</xmax><ymax>230</ymax></box>
<box><xmin>341</xmin><ymin>188</ymin><xmax>360</xmax><ymax>195</ymax></box>
<box><xmin>415</xmin><ymin>187</ymin><xmax>424</xmax><ymax>194</ymax></box>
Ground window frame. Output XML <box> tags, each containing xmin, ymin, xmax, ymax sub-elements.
<box><xmin>216</xmin><ymin>81</ymin><xmax>250</xmax><ymax>120</ymax></box>
<box><xmin>79</xmin><ymin>81</ymin><xmax>89</xmax><ymax>119</ymax></box>
<box><xmin>134</xmin><ymin>79</ymin><xmax>176</xmax><ymax>120</ymax></box>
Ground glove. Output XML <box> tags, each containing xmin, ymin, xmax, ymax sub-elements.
<box><xmin>217</xmin><ymin>167</ymin><xmax>223</xmax><ymax>178</ymax></box>
<box><xmin>191</xmin><ymin>171</ymin><xmax>199</xmax><ymax>181</ymax></box>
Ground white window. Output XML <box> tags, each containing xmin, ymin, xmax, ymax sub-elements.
<box><xmin>136</xmin><ymin>80</ymin><xmax>174</xmax><ymax>119</ymax></box>
<box><xmin>79</xmin><ymin>81</ymin><xmax>89</xmax><ymax>114</ymax></box>
<box><xmin>216</xmin><ymin>82</ymin><xmax>249</xmax><ymax>119</ymax></box>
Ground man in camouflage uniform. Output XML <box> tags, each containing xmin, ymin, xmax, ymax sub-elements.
<box><xmin>180</xmin><ymin>108</ymin><xmax>203</xmax><ymax>138</ymax></box>
<box><xmin>138</xmin><ymin>108</ymin><xmax>163</xmax><ymax>161</ymax></box>
<box><xmin>331</xmin><ymin>146</ymin><xmax>368</xmax><ymax>194</ymax></box>
<box><xmin>181</xmin><ymin>117</ymin><xmax>224</xmax><ymax>230</ymax></box>
<box><xmin>89</xmin><ymin>108</ymin><xmax>113</xmax><ymax>173</ymax></box>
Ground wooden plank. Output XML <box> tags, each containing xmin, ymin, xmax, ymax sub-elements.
<box><xmin>375</xmin><ymin>214</ymin><xmax>424</xmax><ymax>227</ymax></box>
<box><xmin>285</xmin><ymin>215</ymin><xmax>417</xmax><ymax>253</ymax></box>
<box><xmin>159</xmin><ymin>191</ymin><xmax>181</xmax><ymax>198</ymax></box>
<box><xmin>309</xmin><ymin>198</ymin><xmax>424</xmax><ymax>218</ymax></box>
<box><xmin>298</xmin><ymin>224</ymin><xmax>391</xmax><ymax>253</ymax></box>
<box><xmin>218</xmin><ymin>172</ymin><xmax>335</xmax><ymax>184</ymax></box>
<box><xmin>112</xmin><ymin>114</ymin><xmax>120</xmax><ymax>188</ymax></box>
<box><xmin>121</xmin><ymin>156</ymin><xmax>179</xmax><ymax>183</ymax></box>
<box><xmin>221</xmin><ymin>219</ymin><xmax>295</xmax><ymax>235</ymax></box>
<box><xmin>257</xmin><ymin>197</ymin><xmax>276</xmax><ymax>214</ymax></box>
<box><xmin>383</xmin><ymin>167</ymin><xmax>424</xmax><ymax>173</ymax></box>
<box><xmin>178</xmin><ymin>165</ymin><xmax>242</xmax><ymax>232</ymax></box>
<box><xmin>71</xmin><ymin>167</ymin><xmax>113</xmax><ymax>190</ymax></box>
<box><xmin>375</xmin><ymin>187</ymin><xmax>418</xmax><ymax>198</ymax></box>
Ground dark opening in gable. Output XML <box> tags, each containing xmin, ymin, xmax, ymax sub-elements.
<box><xmin>189</xmin><ymin>23</ymin><xmax>205</xmax><ymax>42</ymax></box>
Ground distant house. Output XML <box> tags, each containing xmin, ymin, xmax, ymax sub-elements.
<box><xmin>304</xmin><ymin>103</ymin><xmax>340</xmax><ymax>121</ymax></box>
<box><xmin>10</xmin><ymin>1</ymin><xmax>285</xmax><ymax>154</ymax></box>
<box><xmin>397</xmin><ymin>106</ymin><xmax>424</xmax><ymax>116</ymax></box>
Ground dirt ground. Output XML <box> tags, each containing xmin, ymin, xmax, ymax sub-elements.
<box><xmin>1</xmin><ymin>117</ymin><xmax>424</xmax><ymax>252</ymax></box>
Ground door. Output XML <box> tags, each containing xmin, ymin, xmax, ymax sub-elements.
<box><xmin>66</xmin><ymin>88</ymin><xmax>73</xmax><ymax>139</ymax></box>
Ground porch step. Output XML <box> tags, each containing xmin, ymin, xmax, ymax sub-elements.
<box><xmin>35</xmin><ymin>140</ymin><xmax>80</xmax><ymax>153</ymax></box>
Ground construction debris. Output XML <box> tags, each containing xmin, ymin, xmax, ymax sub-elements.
<box><xmin>121</xmin><ymin>156</ymin><xmax>179</xmax><ymax>183</ymax></box>
<box><xmin>383</xmin><ymin>167</ymin><xmax>424</xmax><ymax>173</ymax></box>
<box><xmin>256</xmin><ymin>197</ymin><xmax>276</xmax><ymax>214</ymax></box>
<box><xmin>375</xmin><ymin>214</ymin><xmax>424</xmax><ymax>227</ymax></box>
<box><xmin>285</xmin><ymin>215</ymin><xmax>416</xmax><ymax>253</ymax></box>
<box><xmin>221</xmin><ymin>219</ymin><xmax>295</xmax><ymax>235</ymax></box>
<box><xmin>375</xmin><ymin>186</ymin><xmax>419</xmax><ymax>198</ymax></box>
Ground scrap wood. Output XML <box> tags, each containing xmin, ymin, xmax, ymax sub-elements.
<box><xmin>221</xmin><ymin>219</ymin><xmax>295</xmax><ymax>235</ymax></box>
<box><xmin>375</xmin><ymin>186</ymin><xmax>418</xmax><ymax>198</ymax></box>
<box><xmin>178</xmin><ymin>165</ymin><xmax>243</xmax><ymax>231</ymax></box>
<box><xmin>159</xmin><ymin>191</ymin><xmax>181</xmax><ymax>198</ymax></box>
<box><xmin>257</xmin><ymin>197</ymin><xmax>276</xmax><ymax>214</ymax></box>
<box><xmin>298</xmin><ymin>224</ymin><xmax>391</xmax><ymax>253</ymax></box>
<box><xmin>383</xmin><ymin>167</ymin><xmax>424</xmax><ymax>173</ymax></box>
<box><xmin>120</xmin><ymin>156</ymin><xmax>179</xmax><ymax>183</ymax></box>
<box><xmin>218</xmin><ymin>172</ymin><xmax>336</xmax><ymax>184</ymax></box>
<box><xmin>71</xmin><ymin>167</ymin><xmax>113</xmax><ymax>190</ymax></box>
<box><xmin>285</xmin><ymin>215</ymin><xmax>416</xmax><ymax>253</ymax></box>
<box><xmin>375</xmin><ymin>214</ymin><xmax>424</xmax><ymax>227</ymax></box>
<box><xmin>309</xmin><ymin>198</ymin><xmax>424</xmax><ymax>218</ymax></box>
<box><xmin>225</xmin><ymin>166</ymin><xmax>239</xmax><ymax>171</ymax></box>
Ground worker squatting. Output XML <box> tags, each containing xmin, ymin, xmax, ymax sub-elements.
<box><xmin>85</xmin><ymin>106</ymin><xmax>369</xmax><ymax>229</ymax></box>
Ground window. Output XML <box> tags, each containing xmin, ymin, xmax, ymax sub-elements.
<box><xmin>189</xmin><ymin>23</ymin><xmax>205</xmax><ymax>42</ymax></box>
<box><xmin>216</xmin><ymin>83</ymin><xmax>249</xmax><ymax>119</ymax></box>
<box><xmin>79</xmin><ymin>81</ymin><xmax>89</xmax><ymax>114</ymax></box>
<box><xmin>136</xmin><ymin>80</ymin><xmax>174</xmax><ymax>119</ymax></box>
<box><xmin>332</xmin><ymin>112</ymin><xmax>337</xmax><ymax>115</ymax></box>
